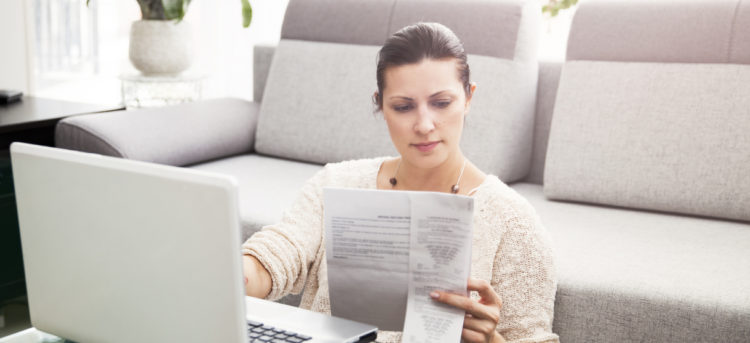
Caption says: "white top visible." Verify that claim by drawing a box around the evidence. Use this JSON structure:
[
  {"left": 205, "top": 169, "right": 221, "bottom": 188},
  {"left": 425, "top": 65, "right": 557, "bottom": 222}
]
[{"left": 243, "top": 157, "right": 559, "bottom": 343}]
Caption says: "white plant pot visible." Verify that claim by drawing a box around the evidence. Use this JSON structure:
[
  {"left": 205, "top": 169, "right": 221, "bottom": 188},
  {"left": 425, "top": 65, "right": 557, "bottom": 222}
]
[{"left": 129, "top": 20, "right": 193, "bottom": 76}]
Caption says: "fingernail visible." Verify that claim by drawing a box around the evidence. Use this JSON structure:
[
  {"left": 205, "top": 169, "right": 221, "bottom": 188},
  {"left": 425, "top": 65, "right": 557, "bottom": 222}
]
[{"left": 430, "top": 292, "right": 439, "bottom": 299}]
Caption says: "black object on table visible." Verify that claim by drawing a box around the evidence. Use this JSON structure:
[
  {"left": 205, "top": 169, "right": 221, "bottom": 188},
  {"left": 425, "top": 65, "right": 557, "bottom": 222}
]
[
  {"left": 0, "top": 90, "right": 23, "bottom": 105},
  {"left": 0, "top": 96, "right": 124, "bottom": 306}
]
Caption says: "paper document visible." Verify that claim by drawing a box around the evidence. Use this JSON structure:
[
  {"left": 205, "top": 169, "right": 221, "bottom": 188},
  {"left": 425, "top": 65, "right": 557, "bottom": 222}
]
[{"left": 324, "top": 188, "right": 473, "bottom": 342}]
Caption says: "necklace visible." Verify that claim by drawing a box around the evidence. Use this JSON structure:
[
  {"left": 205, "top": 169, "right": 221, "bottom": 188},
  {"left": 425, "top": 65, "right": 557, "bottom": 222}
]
[{"left": 389, "top": 158, "right": 468, "bottom": 194}]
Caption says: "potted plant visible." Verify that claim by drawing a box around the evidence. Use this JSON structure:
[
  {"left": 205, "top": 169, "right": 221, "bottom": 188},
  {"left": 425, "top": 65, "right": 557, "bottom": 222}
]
[
  {"left": 542, "top": 0, "right": 578, "bottom": 17},
  {"left": 88, "top": 0, "right": 253, "bottom": 75}
]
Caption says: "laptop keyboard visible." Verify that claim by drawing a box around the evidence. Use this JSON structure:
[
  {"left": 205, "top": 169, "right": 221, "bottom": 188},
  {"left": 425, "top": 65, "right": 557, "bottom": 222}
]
[{"left": 247, "top": 319, "right": 312, "bottom": 343}]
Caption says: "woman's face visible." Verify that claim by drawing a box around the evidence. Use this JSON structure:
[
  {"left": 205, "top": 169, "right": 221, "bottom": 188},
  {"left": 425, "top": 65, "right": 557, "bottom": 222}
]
[{"left": 381, "top": 58, "right": 473, "bottom": 170}]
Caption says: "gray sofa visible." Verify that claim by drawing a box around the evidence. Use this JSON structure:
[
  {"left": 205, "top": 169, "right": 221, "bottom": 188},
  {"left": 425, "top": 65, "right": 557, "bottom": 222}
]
[{"left": 54, "top": 0, "right": 750, "bottom": 342}]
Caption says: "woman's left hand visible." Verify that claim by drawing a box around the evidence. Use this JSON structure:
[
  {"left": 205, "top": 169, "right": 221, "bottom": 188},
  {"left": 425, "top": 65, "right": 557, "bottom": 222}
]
[{"left": 430, "top": 278, "right": 505, "bottom": 343}]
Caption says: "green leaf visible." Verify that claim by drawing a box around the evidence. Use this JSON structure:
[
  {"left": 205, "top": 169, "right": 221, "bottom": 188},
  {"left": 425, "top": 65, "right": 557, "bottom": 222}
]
[
  {"left": 541, "top": 0, "right": 581, "bottom": 17},
  {"left": 162, "top": 0, "right": 190, "bottom": 21},
  {"left": 241, "top": 0, "right": 253, "bottom": 28}
]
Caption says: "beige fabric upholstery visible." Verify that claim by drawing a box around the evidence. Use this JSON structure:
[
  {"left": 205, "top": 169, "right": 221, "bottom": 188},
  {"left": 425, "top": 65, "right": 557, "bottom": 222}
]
[
  {"left": 254, "top": 40, "right": 397, "bottom": 163},
  {"left": 512, "top": 183, "right": 750, "bottom": 343},
  {"left": 567, "top": 0, "right": 750, "bottom": 64},
  {"left": 525, "top": 62, "right": 562, "bottom": 184},
  {"left": 189, "top": 154, "right": 323, "bottom": 241},
  {"left": 388, "top": 0, "right": 526, "bottom": 59},
  {"left": 281, "top": 0, "right": 536, "bottom": 60},
  {"left": 732, "top": 0, "right": 750, "bottom": 62},
  {"left": 56, "top": 98, "right": 258, "bottom": 167},
  {"left": 544, "top": 61, "right": 750, "bottom": 222},
  {"left": 281, "top": 0, "right": 395, "bottom": 46},
  {"left": 461, "top": 55, "right": 537, "bottom": 180},
  {"left": 253, "top": 45, "right": 275, "bottom": 102}
]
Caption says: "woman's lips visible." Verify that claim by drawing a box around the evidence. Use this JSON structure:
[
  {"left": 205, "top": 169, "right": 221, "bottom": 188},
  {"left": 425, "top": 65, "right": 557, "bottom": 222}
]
[{"left": 412, "top": 141, "right": 440, "bottom": 152}]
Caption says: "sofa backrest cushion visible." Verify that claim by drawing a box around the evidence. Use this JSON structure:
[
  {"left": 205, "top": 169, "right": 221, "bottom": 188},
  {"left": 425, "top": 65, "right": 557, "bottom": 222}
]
[
  {"left": 525, "top": 62, "right": 562, "bottom": 184},
  {"left": 254, "top": 0, "right": 540, "bottom": 183},
  {"left": 253, "top": 45, "right": 275, "bottom": 102},
  {"left": 543, "top": 0, "right": 750, "bottom": 222},
  {"left": 256, "top": 40, "right": 395, "bottom": 161},
  {"left": 566, "top": 0, "right": 750, "bottom": 64}
]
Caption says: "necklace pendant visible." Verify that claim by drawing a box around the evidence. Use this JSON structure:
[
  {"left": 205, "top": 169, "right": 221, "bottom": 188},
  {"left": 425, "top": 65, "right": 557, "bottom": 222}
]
[{"left": 451, "top": 184, "right": 459, "bottom": 194}]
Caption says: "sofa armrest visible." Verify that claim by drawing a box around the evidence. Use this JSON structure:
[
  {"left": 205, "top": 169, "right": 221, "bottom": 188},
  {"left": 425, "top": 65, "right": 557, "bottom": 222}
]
[{"left": 55, "top": 98, "right": 259, "bottom": 166}]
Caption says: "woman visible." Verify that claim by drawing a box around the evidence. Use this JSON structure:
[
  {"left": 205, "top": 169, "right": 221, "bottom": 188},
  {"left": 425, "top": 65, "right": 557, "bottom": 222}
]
[{"left": 241, "top": 22, "right": 558, "bottom": 343}]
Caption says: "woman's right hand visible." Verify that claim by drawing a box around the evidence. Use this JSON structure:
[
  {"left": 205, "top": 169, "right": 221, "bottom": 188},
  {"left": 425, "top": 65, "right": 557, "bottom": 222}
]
[{"left": 242, "top": 255, "right": 273, "bottom": 298}]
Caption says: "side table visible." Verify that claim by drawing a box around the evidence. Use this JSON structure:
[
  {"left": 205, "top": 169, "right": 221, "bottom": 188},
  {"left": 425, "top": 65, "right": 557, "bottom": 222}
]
[
  {"left": 120, "top": 73, "right": 204, "bottom": 110},
  {"left": 0, "top": 97, "right": 124, "bottom": 149}
]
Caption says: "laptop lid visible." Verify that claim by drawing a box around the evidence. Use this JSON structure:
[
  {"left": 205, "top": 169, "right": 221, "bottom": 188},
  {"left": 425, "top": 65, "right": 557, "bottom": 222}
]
[{"left": 11, "top": 143, "right": 247, "bottom": 343}]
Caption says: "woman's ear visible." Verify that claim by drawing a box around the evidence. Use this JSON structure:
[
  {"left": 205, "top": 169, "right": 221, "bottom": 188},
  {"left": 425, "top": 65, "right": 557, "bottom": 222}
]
[
  {"left": 465, "top": 82, "right": 478, "bottom": 113},
  {"left": 373, "top": 91, "right": 380, "bottom": 106}
]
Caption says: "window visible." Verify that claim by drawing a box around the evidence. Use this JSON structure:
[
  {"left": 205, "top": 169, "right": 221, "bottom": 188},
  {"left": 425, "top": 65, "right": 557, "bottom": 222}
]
[{"left": 32, "top": 0, "right": 290, "bottom": 104}]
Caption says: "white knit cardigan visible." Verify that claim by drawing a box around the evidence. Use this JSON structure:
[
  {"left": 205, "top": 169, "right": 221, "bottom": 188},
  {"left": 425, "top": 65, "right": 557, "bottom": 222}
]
[{"left": 242, "top": 157, "right": 559, "bottom": 343}]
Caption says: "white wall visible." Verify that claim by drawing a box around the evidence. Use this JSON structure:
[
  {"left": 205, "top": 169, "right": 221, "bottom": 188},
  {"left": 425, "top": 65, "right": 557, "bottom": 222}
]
[
  {"left": 538, "top": 6, "right": 577, "bottom": 62},
  {"left": 187, "top": 0, "right": 290, "bottom": 100},
  {"left": 0, "top": 0, "right": 34, "bottom": 93}
]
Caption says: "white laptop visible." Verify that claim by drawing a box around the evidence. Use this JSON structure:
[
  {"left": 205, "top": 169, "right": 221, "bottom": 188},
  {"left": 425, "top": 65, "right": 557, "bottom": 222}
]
[{"left": 10, "top": 143, "right": 377, "bottom": 343}]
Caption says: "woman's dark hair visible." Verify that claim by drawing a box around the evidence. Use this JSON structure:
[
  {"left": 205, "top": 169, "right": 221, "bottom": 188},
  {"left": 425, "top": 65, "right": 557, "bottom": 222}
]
[{"left": 374, "top": 22, "right": 471, "bottom": 111}]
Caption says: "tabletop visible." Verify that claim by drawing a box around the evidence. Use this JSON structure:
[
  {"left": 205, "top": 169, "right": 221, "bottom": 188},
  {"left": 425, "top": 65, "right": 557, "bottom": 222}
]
[{"left": 0, "top": 97, "right": 123, "bottom": 134}]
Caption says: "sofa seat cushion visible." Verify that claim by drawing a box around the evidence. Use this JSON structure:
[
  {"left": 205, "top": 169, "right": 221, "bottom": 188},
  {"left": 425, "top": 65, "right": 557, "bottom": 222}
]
[
  {"left": 189, "top": 154, "right": 323, "bottom": 240},
  {"left": 511, "top": 183, "right": 750, "bottom": 343}
]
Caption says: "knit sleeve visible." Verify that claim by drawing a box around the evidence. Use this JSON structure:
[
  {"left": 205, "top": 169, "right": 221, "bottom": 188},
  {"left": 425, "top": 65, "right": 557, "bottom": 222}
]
[
  {"left": 491, "top": 199, "right": 559, "bottom": 343},
  {"left": 241, "top": 168, "right": 327, "bottom": 301}
]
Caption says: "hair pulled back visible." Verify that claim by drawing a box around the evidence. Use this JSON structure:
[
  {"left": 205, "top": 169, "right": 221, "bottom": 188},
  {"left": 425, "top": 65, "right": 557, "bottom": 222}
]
[{"left": 375, "top": 22, "right": 471, "bottom": 111}]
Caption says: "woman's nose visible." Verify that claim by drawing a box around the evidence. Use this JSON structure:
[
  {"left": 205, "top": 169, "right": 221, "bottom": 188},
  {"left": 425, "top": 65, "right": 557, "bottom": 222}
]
[{"left": 413, "top": 106, "right": 436, "bottom": 134}]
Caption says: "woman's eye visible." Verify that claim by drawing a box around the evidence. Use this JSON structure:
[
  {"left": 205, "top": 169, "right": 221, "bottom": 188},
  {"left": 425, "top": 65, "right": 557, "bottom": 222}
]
[
  {"left": 393, "top": 105, "right": 413, "bottom": 112},
  {"left": 433, "top": 100, "right": 451, "bottom": 108}
]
